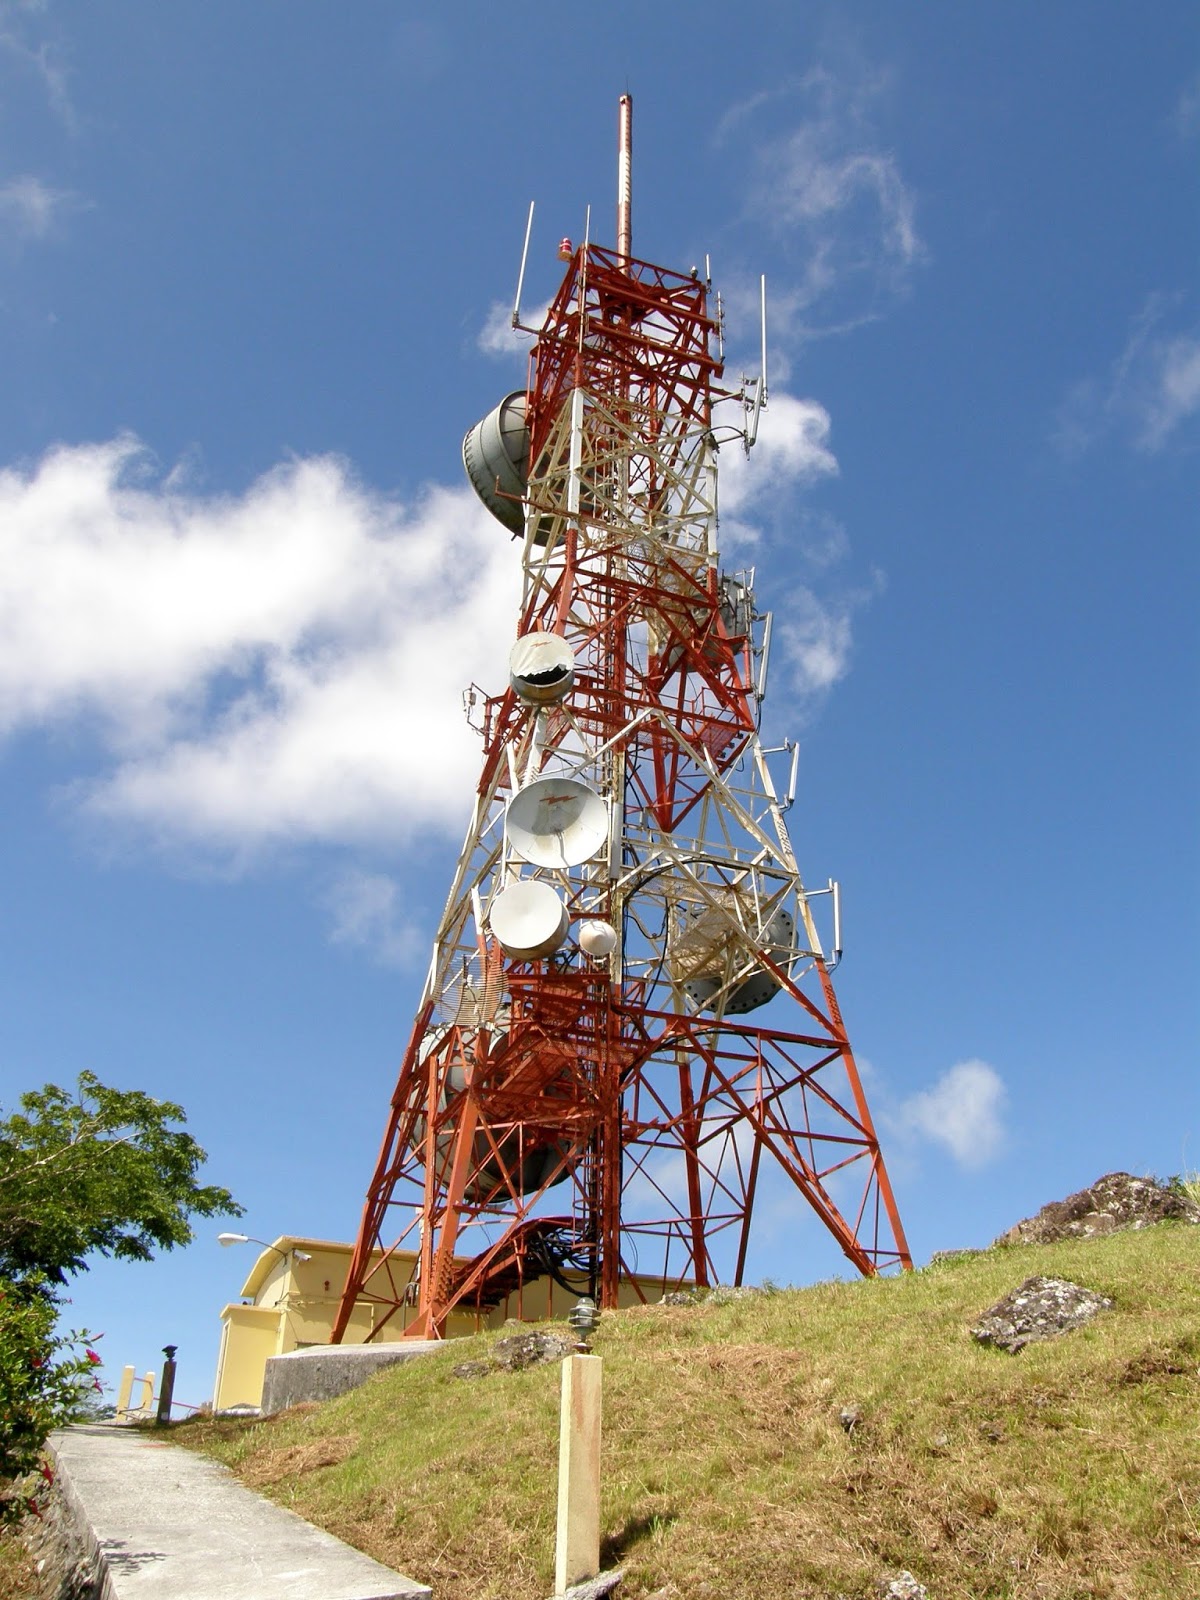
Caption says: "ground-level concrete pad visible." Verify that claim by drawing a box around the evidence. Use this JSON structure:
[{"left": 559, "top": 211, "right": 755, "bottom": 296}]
[
  {"left": 261, "top": 1341, "right": 442, "bottom": 1415},
  {"left": 51, "top": 1425, "right": 432, "bottom": 1599}
]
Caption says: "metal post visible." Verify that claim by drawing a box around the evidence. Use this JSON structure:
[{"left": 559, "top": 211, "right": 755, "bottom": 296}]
[
  {"left": 156, "top": 1346, "right": 177, "bottom": 1425},
  {"left": 617, "top": 94, "right": 632, "bottom": 265}
]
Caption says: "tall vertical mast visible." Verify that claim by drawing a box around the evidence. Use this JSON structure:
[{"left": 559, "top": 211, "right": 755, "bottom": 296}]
[{"left": 617, "top": 93, "right": 632, "bottom": 266}]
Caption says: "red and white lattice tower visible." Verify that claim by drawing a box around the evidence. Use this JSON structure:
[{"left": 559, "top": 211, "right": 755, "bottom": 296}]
[{"left": 333, "top": 98, "right": 910, "bottom": 1343}]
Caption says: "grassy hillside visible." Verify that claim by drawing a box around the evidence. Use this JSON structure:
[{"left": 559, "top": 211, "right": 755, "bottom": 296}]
[{"left": 179, "top": 1226, "right": 1199, "bottom": 1600}]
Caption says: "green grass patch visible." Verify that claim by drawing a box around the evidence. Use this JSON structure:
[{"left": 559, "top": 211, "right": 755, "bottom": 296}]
[{"left": 176, "top": 1226, "right": 1200, "bottom": 1599}]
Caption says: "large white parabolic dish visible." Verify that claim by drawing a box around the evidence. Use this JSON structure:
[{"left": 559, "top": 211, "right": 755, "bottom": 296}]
[
  {"left": 505, "top": 777, "right": 609, "bottom": 869},
  {"left": 489, "top": 880, "right": 570, "bottom": 959}
]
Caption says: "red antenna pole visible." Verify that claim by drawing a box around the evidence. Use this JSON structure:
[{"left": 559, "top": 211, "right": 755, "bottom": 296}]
[{"left": 617, "top": 94, "right": 632, "bottom": 265}]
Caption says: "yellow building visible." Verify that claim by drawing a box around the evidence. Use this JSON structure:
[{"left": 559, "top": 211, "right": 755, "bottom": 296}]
[{"left": 214, "top": 1236, "right": 667, "bottom": 1411}]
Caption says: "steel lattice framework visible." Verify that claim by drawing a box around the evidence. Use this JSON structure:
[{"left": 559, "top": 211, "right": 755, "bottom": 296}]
[{"left": 333, "top": 142, "right": 910, "bottom": 1344}]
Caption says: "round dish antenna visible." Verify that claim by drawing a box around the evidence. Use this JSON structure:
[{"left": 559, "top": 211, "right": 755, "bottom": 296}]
[
  {"left": 509, "top": 632, "right": 575, "bottom": 704},
  {"left": 462, "top": 391, "right": 529, "bottom": 535},
  {"left": 505, "top": 777, "right": 608, "bottom": 869},
  {"left": 488, "top": 880, "right": 569, "bottom": 959}
]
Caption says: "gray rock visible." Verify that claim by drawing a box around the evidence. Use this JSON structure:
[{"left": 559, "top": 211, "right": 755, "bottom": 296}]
[
  {"left": 658, "top": 1283, "right": 769, "bottom": 1308},
  {"left": 492, "top": 1329, "right": 573, "bottom": 1370},
  {"left": 454, "top": 1328, "right": 573, "bottom": 1379},
  {"left": 877, "top": 1574, "right": 928, "bottom": 1599},
  {"left": 972, "top": 1275, "right": 1113, "bottom": 1354},
  {"left": 705, "top": 1284, "right": 767, "bottom": 1306},
  {"left": 838, "top": 1404, "right": 864, "bottom": 1433},
  {"left": 994, "top": 1171, "right": 1200, "bottom": 1248},
  {"left": 451, "top": 1360, "right": 492, "bottom": 1380}
]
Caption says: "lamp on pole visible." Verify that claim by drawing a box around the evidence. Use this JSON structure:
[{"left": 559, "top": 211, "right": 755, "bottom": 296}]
[{"left": 217, "top": 1233, "right": 312, "bottom": 1263}]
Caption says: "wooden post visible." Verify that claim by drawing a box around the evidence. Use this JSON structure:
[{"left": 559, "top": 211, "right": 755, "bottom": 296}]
[
  {"left": 554, "top": 1352, "right": 602, "bottom": 1595},
  {"left": 115, "top": 1365, "right": 135, "bottom": 1420}
]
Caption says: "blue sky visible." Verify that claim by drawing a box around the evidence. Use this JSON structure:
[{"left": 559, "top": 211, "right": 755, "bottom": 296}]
[{"left": 1, "top": 2, "right": 1196, "bottom": 1411}]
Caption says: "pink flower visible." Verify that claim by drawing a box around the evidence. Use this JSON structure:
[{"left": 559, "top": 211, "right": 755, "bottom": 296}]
[{"left": 85, "top": 1349, "right": 101, "bottom": 1365}]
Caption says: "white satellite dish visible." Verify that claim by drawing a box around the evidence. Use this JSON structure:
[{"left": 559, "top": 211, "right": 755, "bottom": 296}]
[
  {"left": 489, "top": 880, "right": 569, "bottom": 959},
  {"left": 505, "top": 777, "right": 609, "bottom": 869},
  {"left": 578, "top": 919, "right": 618, "bottom": 958},
  {"left": 509, "top": 632, "right": 575, "bottom": 704}
]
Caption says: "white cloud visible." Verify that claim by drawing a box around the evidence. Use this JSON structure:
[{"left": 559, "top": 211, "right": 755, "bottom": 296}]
[
  {"left": 322, "top": 868, "right": 422, "bottom": 969},
  {"left": 0, "top": 174, "right": 71, "bottom": 239},
  {"left": 0, "top": 6, "right": 75, "bottom": 129},
  {"left": 477, "top": 298, "right": 548, "bottom": 360},
  {"left": 712, "top": 392, "right": 884, "bottom": 708},
  {"left": 770, "top": 134, "right": 919, "bottom": 265},
  {"left": 1138, "top": 333, "right": 1200, "bottom": 448},
  {"left": 723, "top": 67, "right": 924, "bottom": 334},
  {"left": 717, "top": 389, "right": 838, "bottom": 545},
  {"left": 0, "top": 381, "right": 856, "bottom": 865},
  {"left": 1054, "top": 295, "right": 1200, "bottom": 456},
  {"left": 895, "top": 1060, "right": 1008, "bottom": 1171},
  {"left": 1173, "top": 69, "right": 1200, "bottom": 140},
  {"left": 774, "top": 587, "right": 853, "bottom": 695},
  {"left": 0, "top": 436, "right": 520, "bottom": 853}
]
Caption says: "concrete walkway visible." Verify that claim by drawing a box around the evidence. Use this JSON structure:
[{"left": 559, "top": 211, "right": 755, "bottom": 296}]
[{"left": 51, "top": 1425, "right": 432, "bottom": 1599}]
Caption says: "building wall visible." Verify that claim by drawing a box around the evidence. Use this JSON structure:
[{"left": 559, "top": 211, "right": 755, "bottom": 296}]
[
  {"left": 214, "top": 1241, "right": 483, "bottom": 1410},
  {"left": 213, "top": 1305, "right": 283, "bottom": 1410},
  {"left": 214, "top": 1236, "right": 677, "bottom": 1411}
]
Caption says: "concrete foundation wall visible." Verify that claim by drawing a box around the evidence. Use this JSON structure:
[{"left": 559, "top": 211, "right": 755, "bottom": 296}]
[{"left": 260, "top": 1342, "right": 443, "bottom": 1415}]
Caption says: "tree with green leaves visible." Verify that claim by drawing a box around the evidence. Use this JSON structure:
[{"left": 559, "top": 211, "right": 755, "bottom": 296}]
[{"left": 0, "top": 1071, "right": 241, "bottom": 1521}]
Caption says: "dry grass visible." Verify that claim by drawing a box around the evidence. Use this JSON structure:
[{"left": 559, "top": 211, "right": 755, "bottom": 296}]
[
  {"left": 0, "top": 1531, "right": 42, "bottom": 1600},
  {"left": 176, "top": 1225, "right": 1200, "bottom": 1600}
]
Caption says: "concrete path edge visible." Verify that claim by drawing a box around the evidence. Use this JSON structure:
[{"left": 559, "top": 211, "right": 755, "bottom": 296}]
[{"left": 49, "top": 1425, "right": 432, "bottom": 1600}]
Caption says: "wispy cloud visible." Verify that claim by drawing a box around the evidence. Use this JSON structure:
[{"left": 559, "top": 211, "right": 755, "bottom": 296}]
[
  {"left": 0, "top": 2, "right": 75, "bottom": 128},
  {"left": 1054, "top": 294, "right": 1200, "bottom": 456},
  {"left": 718, "top": 66, "right": 924, "bottom": 341},
  {"left": 0, "top": 436, "right": 520, "bottom": 855},
  {"left": 893, "top": 1059, "right": 1008, "bottom": 1171},
  {"left": 322, "top": 868, "right": 423, "bottom": 968},
  {"left": 477, "top": 298, "right": 548, "bottom": 360},
  {"left": 0, "top": 174, "right": 72, "bottom": 239},
  {"left": 1172, "top": 68, "right": 1200, "bottom": 140},
  {"left": 774, "top": 586, "right": 854, "bottom": 696},
  {"left": 715, "top": 391, "right": 883, "bottom": 706}
]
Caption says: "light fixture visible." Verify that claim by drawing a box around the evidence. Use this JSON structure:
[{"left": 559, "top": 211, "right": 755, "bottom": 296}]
[
  {"left": 567, "top": 1295, "right": 599, "bottom": 1353},
  {"left": 217, "top": 1233, "right": 311, "bottom": 1263}
]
